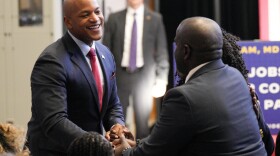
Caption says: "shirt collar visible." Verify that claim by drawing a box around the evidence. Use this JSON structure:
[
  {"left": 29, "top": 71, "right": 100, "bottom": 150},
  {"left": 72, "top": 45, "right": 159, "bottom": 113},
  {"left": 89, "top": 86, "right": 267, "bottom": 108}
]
[
  {"left": 185, "top": 61, "right": 211, "bottom": 83},
  {"left": 68, "top": 31, "right": 96, "bottom": 56}
]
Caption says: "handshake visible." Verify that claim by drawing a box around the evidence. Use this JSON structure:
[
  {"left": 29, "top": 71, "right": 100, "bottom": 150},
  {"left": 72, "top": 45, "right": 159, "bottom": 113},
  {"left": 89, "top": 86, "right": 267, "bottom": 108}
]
[{"left": 105, "top": 124, "right": 136, "bottom": 156}]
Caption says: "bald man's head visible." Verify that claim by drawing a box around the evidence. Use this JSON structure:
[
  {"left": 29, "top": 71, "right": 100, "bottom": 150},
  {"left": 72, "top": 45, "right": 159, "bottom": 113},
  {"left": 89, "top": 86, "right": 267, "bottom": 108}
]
[
  {"left": 174, "top": 17, "right": 223, "bottom": 80},
  {"left": 176, "top": 17, "right": 223, "bottom": 52}
]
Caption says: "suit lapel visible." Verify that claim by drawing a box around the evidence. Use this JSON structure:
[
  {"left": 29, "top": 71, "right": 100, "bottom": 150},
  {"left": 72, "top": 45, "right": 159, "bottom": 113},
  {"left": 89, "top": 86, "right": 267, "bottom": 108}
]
[
  {"left": 119, "top": 10, "right": 126, "bottom": 59},
  {"left": 143, "top": 8, "right": 152, "bottom": 62},
  {"left": 95, "top": 43, "right": 109, "bottom": 116},
  {"left": 62, "top": 33, "right": 101, "bottom": 114},
  {"left": 143, "top": 8, "right": 152, "bottom": 43}
]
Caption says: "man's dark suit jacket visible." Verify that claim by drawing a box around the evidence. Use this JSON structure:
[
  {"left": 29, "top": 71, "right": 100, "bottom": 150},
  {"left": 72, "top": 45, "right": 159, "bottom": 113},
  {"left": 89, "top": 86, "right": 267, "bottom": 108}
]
[
  {"left": 123, "top": 59, "right": 266, "bottom": 156},
  {"left": 27, "top": 32, "right": 125, "bottom": 156}
]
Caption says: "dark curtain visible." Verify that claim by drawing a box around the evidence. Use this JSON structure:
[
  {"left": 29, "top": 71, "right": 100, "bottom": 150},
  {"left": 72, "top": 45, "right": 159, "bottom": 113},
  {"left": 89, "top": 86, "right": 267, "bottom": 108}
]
[
  {"left": 160, "top": 0, "right": 259, "bottom": 88},
  {"left": 220, "top": 0, "right": 259, "bottom": 40}
]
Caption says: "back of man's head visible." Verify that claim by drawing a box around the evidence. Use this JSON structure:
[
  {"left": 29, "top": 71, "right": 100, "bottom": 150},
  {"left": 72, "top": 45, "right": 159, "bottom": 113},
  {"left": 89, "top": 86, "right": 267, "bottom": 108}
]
[{"left": 177, "top": 16, "right": 223, "bottom": 63}]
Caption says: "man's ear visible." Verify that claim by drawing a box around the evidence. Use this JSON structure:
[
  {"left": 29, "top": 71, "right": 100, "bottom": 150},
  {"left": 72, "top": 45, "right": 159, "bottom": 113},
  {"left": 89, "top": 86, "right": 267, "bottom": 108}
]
[
  {"left": 64, "top": 16, "right": 72, "bottom": 29},
  {"left": 183, "top": 44, "right": 191, "bottom": 61}
]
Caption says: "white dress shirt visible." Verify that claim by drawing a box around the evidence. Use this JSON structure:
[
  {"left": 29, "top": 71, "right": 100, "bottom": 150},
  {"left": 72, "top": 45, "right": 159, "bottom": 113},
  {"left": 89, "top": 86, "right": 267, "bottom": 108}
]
[{"left": 121, "top": 4, "right": 144, "bottom": 68}]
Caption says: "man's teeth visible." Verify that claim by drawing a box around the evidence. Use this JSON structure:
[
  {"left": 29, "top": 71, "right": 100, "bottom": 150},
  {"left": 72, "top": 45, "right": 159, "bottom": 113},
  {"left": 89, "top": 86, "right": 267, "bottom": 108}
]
[{"left": 89, "top": 25, "right": 100, "bottom": 29}]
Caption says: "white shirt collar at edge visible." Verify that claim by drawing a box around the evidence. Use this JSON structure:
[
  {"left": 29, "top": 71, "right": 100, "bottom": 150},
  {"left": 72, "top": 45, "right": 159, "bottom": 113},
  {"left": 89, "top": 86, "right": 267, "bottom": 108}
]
[{"left": 185, "top": 61, "right": 212, "bottom": 83}]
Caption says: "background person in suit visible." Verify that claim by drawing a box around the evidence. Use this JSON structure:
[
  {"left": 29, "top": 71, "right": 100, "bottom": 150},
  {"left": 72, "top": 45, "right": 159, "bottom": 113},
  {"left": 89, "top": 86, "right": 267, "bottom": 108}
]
[
  {"left": 102, "top": 0, "right": 169, "bottom": 139},
  {"left": 114, "top": 17, "right": 266, "bottom": 156},
  {"left": 27, "top": 0, "right": 130, "bottom": 155}
]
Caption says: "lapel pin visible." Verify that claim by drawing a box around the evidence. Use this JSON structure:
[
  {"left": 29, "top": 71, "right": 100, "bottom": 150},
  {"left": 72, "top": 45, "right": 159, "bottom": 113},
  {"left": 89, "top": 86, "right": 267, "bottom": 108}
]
[
  {"left": 146, "top": 15, "right": 151, "bottom": 20},
  {"left": 102, "top": 55, "right": 105, "bottom": 59}
]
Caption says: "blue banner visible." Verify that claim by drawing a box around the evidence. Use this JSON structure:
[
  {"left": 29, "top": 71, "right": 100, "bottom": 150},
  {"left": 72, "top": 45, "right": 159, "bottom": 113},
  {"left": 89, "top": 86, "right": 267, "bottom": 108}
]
[{"left": 238, "top": 41, "right": 280, "bottom": 135}]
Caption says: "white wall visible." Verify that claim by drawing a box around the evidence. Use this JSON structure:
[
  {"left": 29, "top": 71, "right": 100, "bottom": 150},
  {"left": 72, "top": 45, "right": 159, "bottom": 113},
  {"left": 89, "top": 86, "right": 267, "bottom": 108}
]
[{"left": 0, "top": 0, "right": 63, "bottom": 128}]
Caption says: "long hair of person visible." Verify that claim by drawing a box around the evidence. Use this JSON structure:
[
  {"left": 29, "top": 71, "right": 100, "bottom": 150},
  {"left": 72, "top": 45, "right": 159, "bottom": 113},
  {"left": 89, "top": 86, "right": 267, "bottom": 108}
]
[{"left": 221, "top": 28, "right": 249, "bottom": 81}]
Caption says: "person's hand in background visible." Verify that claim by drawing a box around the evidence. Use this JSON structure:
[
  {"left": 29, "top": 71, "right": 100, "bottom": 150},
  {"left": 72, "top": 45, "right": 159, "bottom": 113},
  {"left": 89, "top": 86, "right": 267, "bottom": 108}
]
[{"left": 152, "top": 79, "right": 167, "bottom": 98}]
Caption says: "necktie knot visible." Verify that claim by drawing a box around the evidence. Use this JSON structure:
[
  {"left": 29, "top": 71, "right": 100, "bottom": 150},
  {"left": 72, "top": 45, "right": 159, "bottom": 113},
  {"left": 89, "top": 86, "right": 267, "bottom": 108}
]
[{"left": 88, "top": 48, "right": 96, "bottom": 58}]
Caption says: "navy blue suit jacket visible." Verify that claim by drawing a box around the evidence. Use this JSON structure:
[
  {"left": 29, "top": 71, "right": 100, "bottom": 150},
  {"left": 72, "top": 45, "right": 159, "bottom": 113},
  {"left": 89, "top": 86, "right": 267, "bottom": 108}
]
[
  {"left": 124, "top": 59, "right": 266, "bottom": 156},
  {"left": 27, "top": 32, "right": 124, "bottom": 156}
]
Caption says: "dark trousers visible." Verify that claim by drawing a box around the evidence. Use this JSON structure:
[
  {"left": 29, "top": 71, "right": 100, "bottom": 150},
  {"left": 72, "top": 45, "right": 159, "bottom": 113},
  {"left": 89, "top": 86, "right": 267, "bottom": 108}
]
[{"left": 117, "top": 68, "right": 153, "bottom": 139}]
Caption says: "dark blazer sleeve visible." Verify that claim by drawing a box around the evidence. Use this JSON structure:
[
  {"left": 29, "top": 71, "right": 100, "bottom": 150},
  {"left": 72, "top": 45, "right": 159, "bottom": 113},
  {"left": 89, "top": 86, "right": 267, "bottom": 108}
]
[
  {"left": 98, "top": 44, "right": 125, "bottom": 130},
  {"left": 123, "top": 88, "right": 194, "bottom": 156},
  {"left": 31, "top": 51, "right": 86, "bottom": 150}
]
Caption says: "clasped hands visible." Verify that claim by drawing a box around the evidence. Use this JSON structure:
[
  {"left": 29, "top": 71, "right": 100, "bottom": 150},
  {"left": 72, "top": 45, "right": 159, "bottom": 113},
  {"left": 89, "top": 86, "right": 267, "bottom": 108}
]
[{"left": 105, "top": 124, "right": 135, "bottom": 156}]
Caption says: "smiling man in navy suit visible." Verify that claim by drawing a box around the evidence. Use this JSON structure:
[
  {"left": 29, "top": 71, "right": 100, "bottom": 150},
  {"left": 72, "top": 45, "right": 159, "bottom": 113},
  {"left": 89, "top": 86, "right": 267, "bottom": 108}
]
[{"left": 27, "top": 0, "right": 129, "bottom": 155}]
